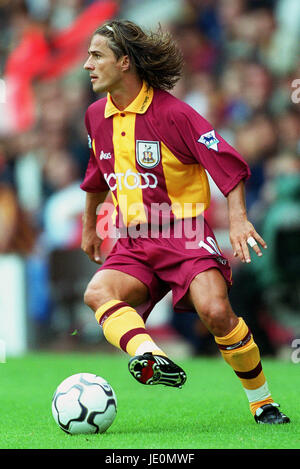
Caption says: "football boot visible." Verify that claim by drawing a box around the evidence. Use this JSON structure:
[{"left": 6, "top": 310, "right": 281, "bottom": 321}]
[
  {"left": 128, "top": 352, "right": 187, "bottom": 388},
  {"left": 254, "top": 403, "right": 290, "bottom": 424}
]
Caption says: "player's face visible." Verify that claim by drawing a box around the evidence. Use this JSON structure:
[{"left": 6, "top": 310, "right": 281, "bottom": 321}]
[{"left": 84, "top": 34, "right": 126, "bottom": 94}]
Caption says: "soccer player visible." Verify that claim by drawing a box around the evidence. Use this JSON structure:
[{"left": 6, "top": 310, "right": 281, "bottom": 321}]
[{"left": 81, "top": 20, "right": 290, "bottom": 424}]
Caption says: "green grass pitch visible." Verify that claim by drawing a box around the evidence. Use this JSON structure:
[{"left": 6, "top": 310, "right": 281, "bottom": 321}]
[{"left": 0, "top": 352, "right": 299, "bottom": 449}]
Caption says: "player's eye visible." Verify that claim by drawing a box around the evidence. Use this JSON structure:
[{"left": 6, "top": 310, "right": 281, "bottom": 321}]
[{"left": 88, "top": 52, "right": 102, "bottom": 59}]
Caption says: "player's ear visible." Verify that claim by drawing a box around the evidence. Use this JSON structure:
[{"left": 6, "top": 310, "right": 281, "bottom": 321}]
[{"left": 120, "top": 55, "right": 130, "bottom": 72}]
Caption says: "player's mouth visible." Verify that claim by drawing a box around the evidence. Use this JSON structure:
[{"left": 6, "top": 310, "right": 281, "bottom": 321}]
[{"left": 90, "top": 75, "right": 98, "bottom": 82}]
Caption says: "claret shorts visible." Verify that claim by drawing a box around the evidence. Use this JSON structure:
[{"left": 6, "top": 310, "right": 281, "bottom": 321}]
[{"left": 98, "top": 216, "right": 232, "bottom": 321}]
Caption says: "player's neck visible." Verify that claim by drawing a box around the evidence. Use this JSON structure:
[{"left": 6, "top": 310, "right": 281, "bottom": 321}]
[{"left": 109, "top": 76, "right": 143, "bottom": 111}]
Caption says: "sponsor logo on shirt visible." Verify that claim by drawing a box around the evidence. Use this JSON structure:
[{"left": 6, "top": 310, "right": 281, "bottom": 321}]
[
  {"left": 198, "top": 130, "right": 219, "bottom": 151},
  {"left": 104, "top": 169, "right": 158, "bottom": 190},
  {"left": 136, "top": 140, "right": 160, "bottom": 169},
  {"left": 99, "top": 150, "right": 112, "bottom": 160}
]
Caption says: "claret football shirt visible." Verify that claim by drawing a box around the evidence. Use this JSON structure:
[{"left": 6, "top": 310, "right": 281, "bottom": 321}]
[{"left": 80, "top": 81, "right": 250, "bottom": 227}]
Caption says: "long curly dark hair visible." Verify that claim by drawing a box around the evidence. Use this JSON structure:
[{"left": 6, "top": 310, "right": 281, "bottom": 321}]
[{"left": 93, "top": 20, "right": 183, "bottom": 90}]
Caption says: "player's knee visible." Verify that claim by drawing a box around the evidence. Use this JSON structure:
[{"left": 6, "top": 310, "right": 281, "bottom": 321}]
[
  {"left": 197, "top": 298, "right": 235, "bottom": 336},
  {"left": 84, "top": 280, "right": 111, "bottom": 312}
]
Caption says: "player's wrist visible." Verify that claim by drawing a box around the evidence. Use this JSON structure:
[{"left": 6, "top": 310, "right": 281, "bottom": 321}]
[
  {"left": 82, "top": 212, "right": 97, "bottom": 228},
  {"left": 228, "top": 211, "right": 248, "bottom": 224}
]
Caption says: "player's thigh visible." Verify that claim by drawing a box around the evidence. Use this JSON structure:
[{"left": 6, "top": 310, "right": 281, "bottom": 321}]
[
  {"left": 187, "top": 268, "right": 238, "bottom": 336},
  {"left": 84, "top": 268, "right": 149, "bottom": 310}
]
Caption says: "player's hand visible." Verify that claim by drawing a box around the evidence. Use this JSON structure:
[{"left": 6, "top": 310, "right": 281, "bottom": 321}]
[
  {"left": 229, "top": 219, "right": 267, "bottom": 263},
  {"left": 81, "top": 227, "right": 103, "bottom": 264}
]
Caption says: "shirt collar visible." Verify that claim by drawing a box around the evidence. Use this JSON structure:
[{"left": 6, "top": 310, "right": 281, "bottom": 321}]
[{"left": 104, "top": 81, "right": 153, "bottom": 118}]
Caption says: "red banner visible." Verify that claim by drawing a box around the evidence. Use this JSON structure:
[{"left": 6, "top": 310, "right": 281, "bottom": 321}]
[{"left": 4, "top": 1, "right": 118, "bottom": 133}]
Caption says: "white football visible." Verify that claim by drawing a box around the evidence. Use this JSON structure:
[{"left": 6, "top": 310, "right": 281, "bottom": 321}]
[{"left": 52, "top": 373, "right": 117, "bottom": 434}]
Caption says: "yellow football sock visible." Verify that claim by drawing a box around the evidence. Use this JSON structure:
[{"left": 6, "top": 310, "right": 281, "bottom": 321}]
[
  {"left": 95, "top": 300, "right": 167, "bottom": 357},
  {"left": 215, "top": 317, "right": 274, "bottom": 415}
]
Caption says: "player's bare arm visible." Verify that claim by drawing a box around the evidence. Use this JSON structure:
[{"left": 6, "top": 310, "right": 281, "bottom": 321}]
[
  {"left": 227, "top": 180, "right": 267, "bottom": 263},
  {"left": 81, "top": 190, "right": 108, "bottom": 264}
]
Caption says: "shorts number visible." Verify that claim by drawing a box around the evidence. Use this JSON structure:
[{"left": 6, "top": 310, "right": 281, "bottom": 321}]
[{"left": 198, "top": 236, "right": 222, "bottom": 256}]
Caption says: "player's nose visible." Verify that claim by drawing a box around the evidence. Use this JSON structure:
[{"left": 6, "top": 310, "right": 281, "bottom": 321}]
[{"left": 83, "top": 57, "right": 94, "bottom": 70}]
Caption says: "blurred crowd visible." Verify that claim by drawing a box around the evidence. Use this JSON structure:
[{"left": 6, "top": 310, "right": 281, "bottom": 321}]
[{"left": 0, "top": 0, "right": 299, "bottom": 355}]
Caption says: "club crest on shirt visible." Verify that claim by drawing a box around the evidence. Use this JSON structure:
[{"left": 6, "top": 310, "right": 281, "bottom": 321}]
[
  {"left": 198, "top": 130, "right": 219, "bottom": 151},
  {"left": 136, "top": 140, "right": 160, "bottom": 169}
]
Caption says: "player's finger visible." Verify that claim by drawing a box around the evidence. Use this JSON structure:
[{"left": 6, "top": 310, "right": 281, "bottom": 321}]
[
  {"left": 246, "top": 234, "right": 265, "bottom": 258},
  {"left": 93, "top": 242, "right": 103, "bottom": 264},
  {"left": 253, "top": 232, "right": 267, "bottom": 250},
  {"left": 82, "top": 244, "right": 93, "bottom": 260},
  {"left": 241, "top": 238, "right": 251, "bottom": 263},
  {"left": 233, "top": 241, "right": 246, "bottom": 263},
  {"left": 252, "top": 244, "right": 262, "bottom": 257}
]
